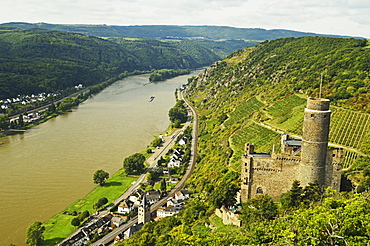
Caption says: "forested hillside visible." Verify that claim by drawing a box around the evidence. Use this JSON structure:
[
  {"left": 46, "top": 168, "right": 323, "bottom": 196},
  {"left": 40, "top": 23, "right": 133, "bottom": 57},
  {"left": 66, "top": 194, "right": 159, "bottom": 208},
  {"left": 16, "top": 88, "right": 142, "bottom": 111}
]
[
  {"left": 1, "top": 22, "right": 359, "bottom": 40},
  {"left": 2, "top": 22, "right": 363, "bottom": 58},
  {"left": 118, "top": 36, "right": 370, "bottom": 245},
  {"left": 0, "top": 28, "right": 220, "bottom": 98}
]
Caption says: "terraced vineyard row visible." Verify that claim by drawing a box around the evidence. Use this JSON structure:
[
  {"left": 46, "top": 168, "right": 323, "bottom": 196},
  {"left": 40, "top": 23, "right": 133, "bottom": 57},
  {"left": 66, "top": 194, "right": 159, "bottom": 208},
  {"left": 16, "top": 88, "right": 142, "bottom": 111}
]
[
  {"left": 265, "top": 94, "right": 306, "bottom": 117},
  {"left": 329, "top": 107, "right": 370, "bottom": 151},
  {"left": 264, "top": 94, "right": 306, "bottom": 136},
  {"left": 343, "top": 150, "right": 360, "bottom": 169},
  {"left": 229, "top": 122, "right": 280, "bottom": 169},
  {"left": 224, "top": 96, "right": 264, "bottom": 127}
]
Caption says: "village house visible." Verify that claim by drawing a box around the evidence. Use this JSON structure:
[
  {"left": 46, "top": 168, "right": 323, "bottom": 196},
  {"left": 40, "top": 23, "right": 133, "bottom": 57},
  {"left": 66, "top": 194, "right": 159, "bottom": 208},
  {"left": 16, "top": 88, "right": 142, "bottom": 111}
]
[
  {"left": 156, "top": 206, "right": 179, "bottom": 218},
  {"left": 58, "top": 214, "right": 113, "bottom": 246},
  {"left": 145, "top": 190, "right": 161, "bottom": 204},
  {"left": 111, "top": 216, "right": 125, "bottom": 227},
  {"left": 117, "top": 200, "right": 134, "bottom": 214},
  {"left": 179, "top": 136, "right": 188, "bottom": 146},
  {"left": 167, "top": 197, "right": 183, "bottom": 207},
  {"left": 174, "top": 190, "right": 190, "bottom": 200},
  {"left": 128, "top": 189, "right": 145, "bottom": 205}
]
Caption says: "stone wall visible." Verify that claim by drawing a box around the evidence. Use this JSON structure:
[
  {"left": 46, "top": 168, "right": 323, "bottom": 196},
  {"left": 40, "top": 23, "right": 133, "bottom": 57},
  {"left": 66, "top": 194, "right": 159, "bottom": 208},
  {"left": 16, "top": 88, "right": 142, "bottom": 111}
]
[
  {"left": 215, "top": 206, "right": 242, "bottom": 227},
  {"left": 241, "top": 153, "right": 300, "bottom": 202}
]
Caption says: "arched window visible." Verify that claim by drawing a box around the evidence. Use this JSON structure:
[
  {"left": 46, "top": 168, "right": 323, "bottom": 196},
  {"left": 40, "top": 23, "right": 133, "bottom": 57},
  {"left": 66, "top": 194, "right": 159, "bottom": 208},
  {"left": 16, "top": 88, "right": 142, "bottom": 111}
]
[
  {"left": 257, "top": 162, "right": 261, "bottom": 166},
  {"left": 256, "top": 187, "right": 263, "bottom": 194}
]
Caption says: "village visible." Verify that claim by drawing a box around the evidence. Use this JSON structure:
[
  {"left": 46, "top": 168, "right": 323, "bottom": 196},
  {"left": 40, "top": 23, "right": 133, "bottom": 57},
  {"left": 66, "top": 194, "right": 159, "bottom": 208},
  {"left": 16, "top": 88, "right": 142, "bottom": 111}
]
[
  {"left": 59, "top": 130, "right": 193, "bottom": 246},
  {"left": 0, "top": 84, "right": 83, "bottom": 116}
]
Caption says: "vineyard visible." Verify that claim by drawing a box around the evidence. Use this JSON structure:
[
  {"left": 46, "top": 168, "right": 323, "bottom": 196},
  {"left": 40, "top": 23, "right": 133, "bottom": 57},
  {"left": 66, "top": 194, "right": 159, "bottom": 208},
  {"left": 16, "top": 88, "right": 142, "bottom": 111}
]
[
  {"left": 342, "top": 151, "right": 360, "bottom": 169},
  {"left": 265, "top": 94, "right": 306, "bottom": 117},
  {"left": 229, "top": 122, "right": 280, "bottom": 170},
  {"left": 329, "top": 107, "right": 370, "bottom": 152},
  {"left": 223, "top": 93, "right": 370, "bottom": 171},
  {"left": 264, "top": 94, "right": 306, "bottom": 135},
  {"left": 224, "top": 96, "right": 264, "bottom": 128}
]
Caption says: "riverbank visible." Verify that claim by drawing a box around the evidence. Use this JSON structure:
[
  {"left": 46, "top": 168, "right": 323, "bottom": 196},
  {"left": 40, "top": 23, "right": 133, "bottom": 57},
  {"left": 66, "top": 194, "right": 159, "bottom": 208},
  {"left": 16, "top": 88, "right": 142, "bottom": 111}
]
[
  {"left": 41, "top": 87, "right": 191, "bottom": 244},
  {"left": 42, "top": 120, "right": 187, "bottom": 245},
  {"left": 1, "top": 71, "right": 201, "bottom": 246},
  {"left": 0, "top": 70, "right": 154, "bottom": 137},
  {"left": 42, "top": 169, "right": 137, "bottom": 245}
]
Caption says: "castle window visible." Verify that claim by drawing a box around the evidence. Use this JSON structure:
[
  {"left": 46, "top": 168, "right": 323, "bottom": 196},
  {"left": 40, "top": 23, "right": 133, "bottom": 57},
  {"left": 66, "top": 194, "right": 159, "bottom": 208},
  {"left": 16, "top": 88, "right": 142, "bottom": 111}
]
[
  {"left": 332, "top": 154, "right": 336, "bottom": 157},
  {"left": 311, "top": 114, "right": 314, "bottom": 117},
  {"left": 257, "top": 162, "right": 261, "bottom": 166},
  {"left": 256, "top": 187, "right": 263, "bottom": 194},
  {"left": 245, "top": 169, "right": 248, "bottom": 172},
  {"left": 324, "top": 115, "right": 327, "bottom": 118},
  {"left": 266, "top": 163, "right": 270, "bottom": 167}
]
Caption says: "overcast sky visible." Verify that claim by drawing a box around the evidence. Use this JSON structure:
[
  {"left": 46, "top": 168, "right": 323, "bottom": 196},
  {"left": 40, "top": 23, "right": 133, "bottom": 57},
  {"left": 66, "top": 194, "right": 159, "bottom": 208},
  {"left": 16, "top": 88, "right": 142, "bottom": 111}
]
[{"left": 2, "top": 0, "right": 370, "bottom": 38}]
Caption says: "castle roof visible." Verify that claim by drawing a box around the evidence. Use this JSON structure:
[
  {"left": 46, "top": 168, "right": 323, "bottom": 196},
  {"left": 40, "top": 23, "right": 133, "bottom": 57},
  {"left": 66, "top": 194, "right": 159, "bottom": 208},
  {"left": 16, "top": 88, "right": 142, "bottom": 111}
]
[
  {"left": 244, "top": 153, "right": 271, "bottom": 158},
  {"left": 284, "top": 139, "right": 302, "bottom": 146}
]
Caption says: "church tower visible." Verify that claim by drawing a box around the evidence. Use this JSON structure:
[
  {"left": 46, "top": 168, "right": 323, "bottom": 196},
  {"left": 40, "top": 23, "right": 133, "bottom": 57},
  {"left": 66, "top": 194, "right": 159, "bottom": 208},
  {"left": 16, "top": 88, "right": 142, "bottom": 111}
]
[
  {"left": 138, "top": 194, "right": 151, "bottom": 224},
  {"left": 299, "top": 98, "right": 331, "bottom": 187}
]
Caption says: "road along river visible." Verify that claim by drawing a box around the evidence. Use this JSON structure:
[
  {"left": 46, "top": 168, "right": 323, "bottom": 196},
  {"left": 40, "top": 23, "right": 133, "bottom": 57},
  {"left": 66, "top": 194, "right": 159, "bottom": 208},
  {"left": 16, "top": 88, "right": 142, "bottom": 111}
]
[{"left": 0, "top": 71, "right": 200, "bottom": 246}]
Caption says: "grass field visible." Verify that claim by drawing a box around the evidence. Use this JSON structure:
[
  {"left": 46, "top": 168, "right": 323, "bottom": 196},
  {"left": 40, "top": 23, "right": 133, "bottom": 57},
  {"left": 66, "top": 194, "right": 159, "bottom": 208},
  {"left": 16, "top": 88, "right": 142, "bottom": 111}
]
[{"left": 43, "top": 169, "right": 136, "bottom": 245}]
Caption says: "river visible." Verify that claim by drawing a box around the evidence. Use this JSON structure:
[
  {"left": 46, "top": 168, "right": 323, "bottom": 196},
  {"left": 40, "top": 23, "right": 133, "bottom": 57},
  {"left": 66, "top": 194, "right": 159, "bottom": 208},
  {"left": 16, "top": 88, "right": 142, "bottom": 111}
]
[{"left": 0, "top": 71, "right": 199, "bottom": 246}]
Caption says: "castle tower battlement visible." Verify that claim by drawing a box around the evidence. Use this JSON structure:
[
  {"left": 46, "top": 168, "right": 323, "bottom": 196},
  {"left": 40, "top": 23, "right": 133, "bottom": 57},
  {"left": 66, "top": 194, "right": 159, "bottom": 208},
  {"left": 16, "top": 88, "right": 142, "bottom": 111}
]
[{"left": 300, "top": 98, "right": 331, "bottom": 186}]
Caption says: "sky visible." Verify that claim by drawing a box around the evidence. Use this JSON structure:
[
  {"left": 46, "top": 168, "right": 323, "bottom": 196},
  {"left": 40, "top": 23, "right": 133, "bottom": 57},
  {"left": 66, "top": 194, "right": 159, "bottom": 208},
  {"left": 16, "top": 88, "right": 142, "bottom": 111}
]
[{"left": 2, "top": 0, "right": 370, "bottom": 38}]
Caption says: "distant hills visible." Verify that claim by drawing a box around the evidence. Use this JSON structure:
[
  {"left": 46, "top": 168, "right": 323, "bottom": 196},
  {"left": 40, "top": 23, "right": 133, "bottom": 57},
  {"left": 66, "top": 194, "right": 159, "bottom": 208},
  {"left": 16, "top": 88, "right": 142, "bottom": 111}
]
[
  {"left": 0, "top": 28, "right": 219, "bottom": 98},
  {"left": 0, "top": 22, "right": 364, "bottom": 57},
  {"left": 0, "top": 22, "right": 362, "bottom": 40},
  {"left": 0, "top": 22, "right": 366, "bottom": 99}
]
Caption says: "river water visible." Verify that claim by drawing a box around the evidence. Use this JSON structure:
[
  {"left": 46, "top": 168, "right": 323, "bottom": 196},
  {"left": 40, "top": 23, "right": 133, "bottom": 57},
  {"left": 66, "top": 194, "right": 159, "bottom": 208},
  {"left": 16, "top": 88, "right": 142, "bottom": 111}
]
[{"left": 0, "top": 71, "right": 199, "bottom": 246}]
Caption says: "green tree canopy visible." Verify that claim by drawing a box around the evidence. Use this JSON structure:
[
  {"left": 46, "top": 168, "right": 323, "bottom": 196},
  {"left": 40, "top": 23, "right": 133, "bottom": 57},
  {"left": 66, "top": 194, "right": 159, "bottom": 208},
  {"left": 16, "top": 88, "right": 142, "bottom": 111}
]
[
  {"left": 240, "top": 194, "right": 277, "bottom": 224},
  {"left": 168, "top": 100, "right": 188, "bottom": 123},
  {"left": 93, "top": 169, "right": 109, "bottom": 185},
  {"left": 26, "top": 221, "right": 45, "bottom": 246},
  {"left": 280, "top": 180, "right": 304, "bottom": 209},
  {"left": 71, "top": 217, "right": 80, "bottom": 228},
  {"left": 123, "top": 153, "right": 146, "bottom": 175},
  {"left": 94, "top": 197, "right": 109, "bottom": 210}
]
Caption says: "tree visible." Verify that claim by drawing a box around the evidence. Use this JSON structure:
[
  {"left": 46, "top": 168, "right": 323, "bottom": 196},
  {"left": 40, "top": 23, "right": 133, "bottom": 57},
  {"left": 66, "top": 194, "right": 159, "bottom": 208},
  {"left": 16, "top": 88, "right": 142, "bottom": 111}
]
[
  {"left": 280, "top": 180, "right": 303, "bottom": 209},
  {"left": 123, "top": 153, "right": 146, "bottom": 175},
  {"left": 0, "top": 115, "right": 9, "bottom": 130},
  {"left": 209, "top": 181, "right": 239, "bottom": 208},
  {"left": 240, "top": 194, "right": 277, "bottom": 224},
  {"left": 168, "top": 100, "right": 188, "bottom": 123},
  {"left": 302, "top": 181, "right": 324, "bottom": 204},
  {"left": 94, "top": 197, "right": 108, "bottom": 209},
  {"left": 160, "top": 178, "right": 167, "bottom": 193},
  {"left": 26, "top": 221, "right": 45, "bottom": 246},
  {"left": 93, "top": 169, "right": 109, "bottom": 185},
  {"left": 18, "top": 114, "right": 24, "bottom": 128},
  {"left": 151, "top": 137, "right": 162, "bottom": 147},
  {"left": 48, "top": 103, "right": 56, "bottom": 113},
  {"left": 81, "top": 210, "right": 90, "bottom": 219},
  {"left": 145, "top": 172, "right": 153, "bottom": 181},
  {"left": 71, "top": 217, "right": 80, "bottom": 228}
]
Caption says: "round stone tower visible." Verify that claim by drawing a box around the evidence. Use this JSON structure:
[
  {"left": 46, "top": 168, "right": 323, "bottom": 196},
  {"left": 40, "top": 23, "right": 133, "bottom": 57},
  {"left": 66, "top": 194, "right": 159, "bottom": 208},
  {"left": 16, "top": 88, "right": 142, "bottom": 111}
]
[{"left": 299, "top": 98, "right": 331, "bottom": 186}]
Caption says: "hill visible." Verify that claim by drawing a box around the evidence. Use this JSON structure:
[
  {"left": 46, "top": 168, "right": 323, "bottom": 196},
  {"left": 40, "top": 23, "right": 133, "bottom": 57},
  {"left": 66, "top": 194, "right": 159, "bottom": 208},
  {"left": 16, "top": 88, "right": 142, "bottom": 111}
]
[
  {"left": 0, "top": 22, "right": 361, "bottom": 40},
  {"left": 1, "top": 22, "right": 364, "bottom": 57},
  {"left": 117, "top": 36, "right": 370, "bottom": 245},
  {"left": 0, "top": 28, "right": 220, "bottom": 98}
]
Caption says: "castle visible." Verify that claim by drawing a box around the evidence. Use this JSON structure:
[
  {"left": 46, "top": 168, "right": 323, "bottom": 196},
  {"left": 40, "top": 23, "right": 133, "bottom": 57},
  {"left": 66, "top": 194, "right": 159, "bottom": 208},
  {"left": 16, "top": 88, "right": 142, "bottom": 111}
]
[{"left": 240, "top": 98, "right": 344, "bottom": 202}]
